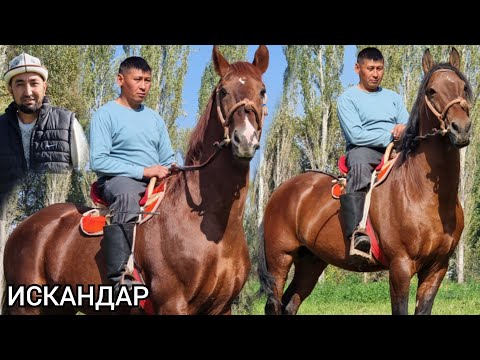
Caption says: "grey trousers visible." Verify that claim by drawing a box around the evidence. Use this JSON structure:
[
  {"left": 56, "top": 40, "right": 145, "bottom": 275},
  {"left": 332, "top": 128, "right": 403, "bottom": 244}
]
[
  {"left": 97, "top": 176, "right": 148, "bottom": 224},
  {"left": 345, "top": 146, "right": 384, "bottom": 193}
]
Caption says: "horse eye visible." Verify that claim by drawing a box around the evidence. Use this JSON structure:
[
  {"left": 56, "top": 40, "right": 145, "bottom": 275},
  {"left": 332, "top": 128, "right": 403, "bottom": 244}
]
[
  {"left": 220, "top": 87, "right": 228, "bottom": 96},
  {"left": 427, "top": 88, "right": 436, "bottom": 97},
  {"left": 260, "top": 89, "right": 266, "bottom": 97},
  {"left": 464, "top": 86, "right": 468, "bottom": 94}
]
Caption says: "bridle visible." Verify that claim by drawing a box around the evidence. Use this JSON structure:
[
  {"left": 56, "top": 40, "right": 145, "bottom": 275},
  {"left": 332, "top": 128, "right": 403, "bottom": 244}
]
[
  {"left": 415, "top": 69, "right": 471, "bottom": 141},
  {"left": 169, "top": 76, "right": 268, "bottom": 173},
  {"left": 215, "top": 81, "right": 268, "bottom": 146}
]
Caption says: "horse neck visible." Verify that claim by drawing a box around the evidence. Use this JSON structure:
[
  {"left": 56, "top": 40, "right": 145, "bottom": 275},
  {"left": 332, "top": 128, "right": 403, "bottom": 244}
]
[
  {"left": 188, "top": 107, "right": 251, "bottom": 223},
  {"left": 404, "top": 109, "right": 460, "bottom": 201}
]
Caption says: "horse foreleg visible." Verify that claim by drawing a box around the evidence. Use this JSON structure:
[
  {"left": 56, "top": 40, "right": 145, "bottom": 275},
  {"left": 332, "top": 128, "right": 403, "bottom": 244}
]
[
  {"left": 388, "top": 258, "right": 415, "bottom": 315},
  {"left": 282, "top": 249, "right": 327, "bottom": 315},
  {"left": 414, "top": 263, "right": 448, "bottom": 315}
]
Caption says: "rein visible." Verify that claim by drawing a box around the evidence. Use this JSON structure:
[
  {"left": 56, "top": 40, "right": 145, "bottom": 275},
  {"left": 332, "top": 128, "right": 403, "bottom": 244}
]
[{"left": 168, "top": 140, "right": 229, "bottom": 173}]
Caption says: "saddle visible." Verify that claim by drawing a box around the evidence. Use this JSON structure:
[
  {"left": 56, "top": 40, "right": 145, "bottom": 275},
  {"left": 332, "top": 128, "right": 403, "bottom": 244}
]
[
  {"left": 331, "top": 143, "right": 398, "bottom": 199},
  {"left": 80, "top": 177, "right": 167, "bottom": 236}
]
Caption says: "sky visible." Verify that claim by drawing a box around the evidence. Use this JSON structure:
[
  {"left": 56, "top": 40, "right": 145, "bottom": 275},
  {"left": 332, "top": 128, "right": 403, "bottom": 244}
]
[{"left": 175, "top": 45, "right": 359, "bottom": 175}]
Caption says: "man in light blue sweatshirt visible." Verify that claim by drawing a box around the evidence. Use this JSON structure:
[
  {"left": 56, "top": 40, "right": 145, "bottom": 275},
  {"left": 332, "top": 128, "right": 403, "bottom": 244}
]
[
  {"left": 90, "top": 56, "right": 175, "bottom": 290},
  {"left": 337, "top": 47, "right": 409, "bottom": 259}
]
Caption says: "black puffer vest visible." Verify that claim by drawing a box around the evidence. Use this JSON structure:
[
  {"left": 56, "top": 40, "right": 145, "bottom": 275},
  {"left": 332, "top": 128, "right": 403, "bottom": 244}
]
[
  {"left": 30, "top": 102, "right": 74, "bottom": 173},
  {"left": 0, "top": 97, "right": 74, "bottom": 198}
]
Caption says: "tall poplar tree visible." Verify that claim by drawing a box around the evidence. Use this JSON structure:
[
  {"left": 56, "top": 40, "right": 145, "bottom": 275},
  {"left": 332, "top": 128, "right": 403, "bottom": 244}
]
[{"left": 141, "top": 45, "right": 190, "bottom": 152}]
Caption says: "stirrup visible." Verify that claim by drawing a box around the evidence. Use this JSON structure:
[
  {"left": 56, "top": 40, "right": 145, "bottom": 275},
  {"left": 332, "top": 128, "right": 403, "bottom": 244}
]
[
  {"left": 119, "top": 272, "right": 143, "bottom": 288},
  {"left": 349, "top": 229, "right": 373, "bottom": 263},
  {"left": 354, "top": 234, "right": 371, "bottom": 253},
  {"left": 113, "top": 274, "right": 143, "bottom": 299}
]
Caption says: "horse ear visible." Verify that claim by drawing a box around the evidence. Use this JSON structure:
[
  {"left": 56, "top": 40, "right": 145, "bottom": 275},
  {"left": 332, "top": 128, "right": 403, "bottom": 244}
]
[
  {"left": 422, "top": 48, "right": 435, "bottom": 74},
  {"left": 253, "top": 45, "right": 269, "bottom": 74},
  {"left": 449, "top": 47, "right": 461, "bottom": 69},
  {"left": 213, "top": 46, "right": 230, "bottom": 78}
]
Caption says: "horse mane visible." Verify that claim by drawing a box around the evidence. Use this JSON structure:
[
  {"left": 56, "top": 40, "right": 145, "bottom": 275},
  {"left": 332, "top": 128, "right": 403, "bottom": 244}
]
[
  {"left": 184, "top": 88, "right": 216, "bottom": 166},
  {"left": 398, "top": 63, "right": 473, "bottom": 165},
  {"left": 184, "top": 62, "right": 263, "bottom": 165}
]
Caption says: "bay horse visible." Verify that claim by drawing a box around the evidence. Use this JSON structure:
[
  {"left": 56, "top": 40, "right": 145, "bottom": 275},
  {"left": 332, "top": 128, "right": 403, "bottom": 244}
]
[
  {"left": 258, "top": 48, "right": 472, "bottom": 315},
  {"left": 2, "top": 45, "right": 269, "bottom": 315}
]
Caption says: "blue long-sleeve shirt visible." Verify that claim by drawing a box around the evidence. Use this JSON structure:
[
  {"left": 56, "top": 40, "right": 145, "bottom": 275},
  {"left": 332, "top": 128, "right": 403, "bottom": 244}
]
[
  {"left": 337, "top": 86, "right": 409, "bottom": 149},
  {"left": 89, "top": 101, "right": 175, "bottom": 180}
]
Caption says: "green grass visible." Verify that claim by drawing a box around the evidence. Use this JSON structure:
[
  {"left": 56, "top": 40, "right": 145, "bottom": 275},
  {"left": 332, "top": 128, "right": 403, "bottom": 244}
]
[{"left": 235, "top": 278, "right": 480, "bottom": 315}]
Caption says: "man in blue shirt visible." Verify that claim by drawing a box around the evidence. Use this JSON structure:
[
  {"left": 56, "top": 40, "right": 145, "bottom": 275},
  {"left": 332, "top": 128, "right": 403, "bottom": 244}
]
[
  {"left": 90, "top": 56, "right": 175, "bottom": 290},
  {"left": 337, "top": 47, "right": 409, "bottom": 258}
]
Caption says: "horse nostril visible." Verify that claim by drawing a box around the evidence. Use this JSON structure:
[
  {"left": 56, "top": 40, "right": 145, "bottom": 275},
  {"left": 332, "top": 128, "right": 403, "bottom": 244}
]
[
  {"left": 451, "top": 122, "right": 459, "bottom": 132},
  {"left": 466, "top": 121, "right": 472, "bottom": 132},
  {"left": 233, "top": 130, "right": 240, "bottom": 143},
  {"left": 254, "top": 143, "right": 260, "bottom": 150}
]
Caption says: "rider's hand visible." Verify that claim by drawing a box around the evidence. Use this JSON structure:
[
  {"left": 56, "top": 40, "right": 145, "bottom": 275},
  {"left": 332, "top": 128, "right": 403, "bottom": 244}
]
[
  {"left": 168, "top": 162, "right": 179, "bottom": 175},
  {"left": 391, "top": 124, "right": 406, "bottom": 140},
  {"left": 143, "top": 165, "right": 170, "bottom": 179}
]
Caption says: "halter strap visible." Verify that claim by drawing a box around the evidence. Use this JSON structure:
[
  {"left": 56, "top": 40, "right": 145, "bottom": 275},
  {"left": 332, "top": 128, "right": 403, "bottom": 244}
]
[
  {"left": 215, "top": 89, "right": 267, "bottom": 143},
  {"left": 424, "top": 95, "right": 470, "bottom": 131},
  {"left": 420, "top": 68, "right": 471, "bottom": 139}
]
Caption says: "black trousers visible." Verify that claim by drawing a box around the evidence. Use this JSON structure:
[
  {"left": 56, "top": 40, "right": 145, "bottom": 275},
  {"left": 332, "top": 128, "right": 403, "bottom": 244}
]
[
  {"left": 97, "top": 176, "right": 148, "bottom": 224},
  {"left": 345, "top": 146, "right": 384, "bottom": 193}
]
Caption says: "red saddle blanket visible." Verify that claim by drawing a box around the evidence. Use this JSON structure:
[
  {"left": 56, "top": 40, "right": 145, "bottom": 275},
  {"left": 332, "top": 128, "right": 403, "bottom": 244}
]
[
  {"left": 80, "top": 180, "right": 166, "bottom": 236},
  {"left": 364, "top": 218, "right": 388, "bottom": 266},
  {"left": 133, "top": 268, "right": 154, "bottom": 315}
]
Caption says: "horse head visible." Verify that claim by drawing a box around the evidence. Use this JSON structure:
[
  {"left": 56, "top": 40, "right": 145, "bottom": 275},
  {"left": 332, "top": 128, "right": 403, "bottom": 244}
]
[
  {"left": 422, "top": 47, "right": 472, "bottom": 148},
  {"left": 212, "top": 45, "right": 269, "bottom": 160}
]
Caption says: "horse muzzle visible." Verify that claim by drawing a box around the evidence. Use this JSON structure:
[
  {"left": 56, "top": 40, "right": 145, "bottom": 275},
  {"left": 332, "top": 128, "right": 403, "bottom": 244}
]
[
  {"left": 448, "top": 120, "right": 472, "bottom": 148},
  {"left": 231, "top": 129, "right": 260, "bottom": 160}
]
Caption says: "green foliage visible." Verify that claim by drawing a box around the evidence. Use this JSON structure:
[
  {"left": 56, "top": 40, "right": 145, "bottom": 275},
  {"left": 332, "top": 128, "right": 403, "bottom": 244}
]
[
  {"left": 141, "top": 45, "right": 191, "bottom": 154},
  {"left": 122, "top": 45, "right": 140, "bottom": 57},
  {"left": 296, "top": 45, "right": 345, "bottom": 171},
  {"left": 66, "top": 170, "right": 96, "bottom": 207},
  {"left": 0, "top": 45, "right": 11, "bottom": 113},
  {"left": 80, "top": 45, "right": 117, "bottom": 121},
  {"left": 0, "top": 81, "right": 10, "bottom": 114},
  {"left": 174, "top": 127, "right": 193, "bottom": 160}
]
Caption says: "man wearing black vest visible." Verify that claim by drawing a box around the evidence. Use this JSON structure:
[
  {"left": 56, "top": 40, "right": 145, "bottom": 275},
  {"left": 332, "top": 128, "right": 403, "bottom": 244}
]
[{"left": 0, "top": 53, "right": 88, "bottom": 204}]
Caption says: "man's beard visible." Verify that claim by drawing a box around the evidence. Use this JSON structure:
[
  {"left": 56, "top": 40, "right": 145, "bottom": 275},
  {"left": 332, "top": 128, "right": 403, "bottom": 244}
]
[{"left": 17, "top": 101, "right": 41, "bottom": 114}]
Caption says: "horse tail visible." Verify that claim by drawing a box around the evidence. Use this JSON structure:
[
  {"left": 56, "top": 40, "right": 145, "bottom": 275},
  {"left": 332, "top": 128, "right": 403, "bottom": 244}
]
[{"left": 256, "top": 221, "right": 281, "bottom": 309}]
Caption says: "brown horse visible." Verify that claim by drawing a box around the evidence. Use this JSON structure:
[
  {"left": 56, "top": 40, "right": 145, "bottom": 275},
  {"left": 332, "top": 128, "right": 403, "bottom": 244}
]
[
  {"left": 258, "top": 48, "right": 472, "bottom": 315},
  {"left": 2, "top": 45, "right": 269, "bottom": 315}
]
